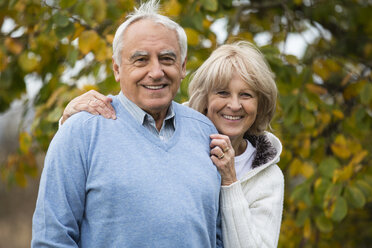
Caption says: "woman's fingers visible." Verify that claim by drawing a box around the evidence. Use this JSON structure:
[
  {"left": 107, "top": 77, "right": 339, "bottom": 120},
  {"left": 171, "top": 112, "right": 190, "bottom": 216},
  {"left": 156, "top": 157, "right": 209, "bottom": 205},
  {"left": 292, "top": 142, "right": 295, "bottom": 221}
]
[
  {"left": 85, "top": 90, "right": 116, "bottom": 119},
  {"left": 88, "top": 91, "right": 116, "bottom": 118},
  {"left": 209, "top": 134, "right": 237, "bottom": 186},
  {"left": 210, "top": 146, "right": 225, "bottom": 160},
  {"left": 61, "top": 90, "right": 116, "bottom": 124}
]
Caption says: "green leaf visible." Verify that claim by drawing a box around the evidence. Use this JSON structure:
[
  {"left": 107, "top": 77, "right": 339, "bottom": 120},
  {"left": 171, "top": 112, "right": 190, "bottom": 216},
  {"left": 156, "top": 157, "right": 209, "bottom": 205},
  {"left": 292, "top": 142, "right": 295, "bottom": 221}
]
[
  {"left": 300, "top": 110, "right": 316, "bottom": 128},
  {"left": 201, "top": 0, "right": 218, "bottom": 12},
  {"left": 53, "top": 13, "right": 70, "bottom": 27},
  {"left": 315, "top": 215, "right": 333, "bottom": 233},
  {"left": 344, "top": 185, "right": 366, "bottom": 209},
  {"left": 67, "top": 48, "right": 79, "bottom": 67},
  {"left": 324, "top": 183, "right": 343, "bottom": 200},
  {"left": 291, "top": 183, "right": 311, "bottom": 205},
  {"left": 360, "top": 83, "right": 372, "bottom": 105},
  {"left": 55, "top": 22, "right": 75, "bottom": 39},
  {"left": 295, "top": 208, "right": 310, "bottom": 227},
  {"left": 46, "top": 107, "right": 63, "bottom": 122},
  {"left": 319, "top": 157, "right": 340, "bottom": 179},
  {"left": 355, "top": 180, "right": 372, "bottom": 198},
  {"left": 60, "top": 0, "right": 78, "bottom": 8},
  {"left": 331, "top": 196, "right": 348, "bottom": 222},
  {"left": 314, "top": 178, "right": 331, "bottom": 207}
]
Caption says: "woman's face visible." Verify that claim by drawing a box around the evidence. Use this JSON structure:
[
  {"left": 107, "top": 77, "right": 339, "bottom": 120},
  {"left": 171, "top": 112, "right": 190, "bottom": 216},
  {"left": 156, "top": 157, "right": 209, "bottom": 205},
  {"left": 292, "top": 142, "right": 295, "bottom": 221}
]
[{"left": 206, "top": 74, "right": 258, "bottom": 140}]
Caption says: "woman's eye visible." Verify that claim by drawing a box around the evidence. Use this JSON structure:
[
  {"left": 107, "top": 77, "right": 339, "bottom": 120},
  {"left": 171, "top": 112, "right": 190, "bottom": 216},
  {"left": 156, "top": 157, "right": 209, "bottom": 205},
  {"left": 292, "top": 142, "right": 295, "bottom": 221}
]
[
  {"left": 241, "top": 93, "right": 253, "bottom": 98},
  {"left": 216, "top": 91, "right": 229, "bottom": 96}
]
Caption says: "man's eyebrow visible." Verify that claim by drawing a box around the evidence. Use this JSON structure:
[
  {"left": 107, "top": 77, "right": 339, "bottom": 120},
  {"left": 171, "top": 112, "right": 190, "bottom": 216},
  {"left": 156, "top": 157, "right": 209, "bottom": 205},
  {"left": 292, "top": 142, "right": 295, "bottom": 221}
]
[
  {"left": 130, "top": 51, "right": 148, "bottom": 61},
  {"left": 159, "top": 50, "right": 177, "bottom": 58}
]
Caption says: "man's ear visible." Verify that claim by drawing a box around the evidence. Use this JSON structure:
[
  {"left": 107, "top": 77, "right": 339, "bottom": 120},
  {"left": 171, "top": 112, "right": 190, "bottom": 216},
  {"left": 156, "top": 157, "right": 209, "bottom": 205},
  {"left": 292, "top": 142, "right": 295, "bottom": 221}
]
[
  {"left": 112, "top": 58, "right": 120, "bottom": 82},
  {"left": 181, "top": 57, "right": 187, "bottom": 79}
]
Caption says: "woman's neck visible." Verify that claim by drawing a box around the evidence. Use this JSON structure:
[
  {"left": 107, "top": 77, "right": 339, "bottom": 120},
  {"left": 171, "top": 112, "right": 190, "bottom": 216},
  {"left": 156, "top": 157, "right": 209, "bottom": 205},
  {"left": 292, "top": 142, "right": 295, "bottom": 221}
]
[{"left": 230, "top": 136, "right": 247, "bottom": 156}]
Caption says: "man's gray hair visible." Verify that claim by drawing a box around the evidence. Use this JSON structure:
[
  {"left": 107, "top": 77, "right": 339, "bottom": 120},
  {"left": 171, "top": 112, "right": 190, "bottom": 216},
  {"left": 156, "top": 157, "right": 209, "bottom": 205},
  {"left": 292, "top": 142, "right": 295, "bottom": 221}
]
[{"left": 112, "top": 0, "right": 187, "bottom": 65}]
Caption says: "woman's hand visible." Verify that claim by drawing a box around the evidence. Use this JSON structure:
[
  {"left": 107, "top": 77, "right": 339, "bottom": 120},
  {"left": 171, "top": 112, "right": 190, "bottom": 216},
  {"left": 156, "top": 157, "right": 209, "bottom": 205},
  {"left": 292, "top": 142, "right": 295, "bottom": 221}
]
[
  {"left": 210, "top": 134, "right": 237, "bottom": 186},
  {"left": 61, "top": 90, "right": 116, "bottom": 125}
]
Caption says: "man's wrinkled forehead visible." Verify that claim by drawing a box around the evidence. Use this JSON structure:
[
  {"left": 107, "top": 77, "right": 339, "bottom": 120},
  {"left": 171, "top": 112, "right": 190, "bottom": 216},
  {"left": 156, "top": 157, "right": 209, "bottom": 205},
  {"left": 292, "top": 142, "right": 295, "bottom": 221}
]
[{"left": 123, "top": 19, "right": 180, "bottom": 51}]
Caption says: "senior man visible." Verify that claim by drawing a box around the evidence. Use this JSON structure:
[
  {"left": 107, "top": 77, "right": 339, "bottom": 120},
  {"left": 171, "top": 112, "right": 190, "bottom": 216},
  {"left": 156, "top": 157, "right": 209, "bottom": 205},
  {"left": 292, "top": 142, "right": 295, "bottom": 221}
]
[{"left": 31, "top": 1, "right": 223, "bottom": 247}]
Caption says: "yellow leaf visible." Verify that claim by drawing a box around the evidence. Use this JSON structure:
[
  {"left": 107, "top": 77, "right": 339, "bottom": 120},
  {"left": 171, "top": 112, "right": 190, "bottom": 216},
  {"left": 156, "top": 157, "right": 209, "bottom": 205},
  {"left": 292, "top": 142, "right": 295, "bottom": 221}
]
[
  {"left": 93, "top": 38, "right": 110, "bottom": 62},
  {"left": 348, "top": 150, "right": 368, "bottom": 167},
  {"left": 184, "top": 28, "right": 199, "bottom": 46},
  {"left": 18, "top": 51, "right": 39, "bottom": 72},
  {"left": 106, "top": 34, "right": 114, "bottom": 44},
  {"left": 303, "top": 218, "right": 312, "bottom": 239},
  {"left": 83, "top": 84, "right": 99, "bottom": 92},
  {"left": 289, "top": 158, "right": 302, "bottom": 177},
  {"left": 5, "top": 37, "right": 23, "bottom": 54},
  {"left": 301, "top": 162, "right": 314, "bottom": 178},
  {"left": 92, "top": 0, "right": 107, "bottom": 23},
  {"left": 298, "top": 137, "right": 311, "bottom": 158},
  {"left": 163, "top": 0, "right": 181, "bottom": 16},
  {"left": 0, "top": 49, "right": 7, "bottom": 71},
  {"left": 72, "top": 23, "right": 86, "bottom": 41},
  {"left": 312, "top": 59, "right": 330, "bottom": 81},
  {"left": 332, "top": 109, "right": 344, "bottom": 120},
  {"left": 343, "top": 80, "right": 366, "bottom": 100},
  {"left": 305, "top": 83, "right": 327, "bottom": 95},
  {"left": 364, "top": 43, "right": 372, "bottom": 57},
  {"left": 19, "top": 132, "right": 32, "bottom": 154},
  {"left": 79, "top": 30, "right": 99, "bottom": 54},
  {"left": 331, "top": 134, "right": 351, "bottom": 159},
  {"left": 203, "top": 19, "right": 212, "bottom": 29},
  {"left": 46, "top": 86, "right": 68, "bottom": 108},
  {"left": 235, "top": 32, "right": 254, "bottom": 42},
  {"left": 319, "top": 112, "right": 331, "bottom": 125},
  {"left": 15, "top": 170, "right": 27, "bottom": 187},
  {"left": 333, "top": 164, "right": 353, "bottom": 183},
  {"left": 325, "top": 59, "right": 341, "bottom": 73}
]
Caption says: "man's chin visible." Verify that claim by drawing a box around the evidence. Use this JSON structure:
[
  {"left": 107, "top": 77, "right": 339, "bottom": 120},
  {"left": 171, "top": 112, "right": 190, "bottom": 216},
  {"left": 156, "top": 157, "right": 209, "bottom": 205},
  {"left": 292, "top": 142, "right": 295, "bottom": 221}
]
[{"left": 140, "top": 99, "right": 172, "bottom": 114}]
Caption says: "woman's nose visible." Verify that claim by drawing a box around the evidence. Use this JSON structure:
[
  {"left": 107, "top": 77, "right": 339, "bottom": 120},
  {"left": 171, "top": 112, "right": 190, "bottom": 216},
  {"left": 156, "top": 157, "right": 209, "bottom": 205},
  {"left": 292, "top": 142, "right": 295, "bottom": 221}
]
[{"left": 227, "top": 96, "right": 241, "bottom": 110}]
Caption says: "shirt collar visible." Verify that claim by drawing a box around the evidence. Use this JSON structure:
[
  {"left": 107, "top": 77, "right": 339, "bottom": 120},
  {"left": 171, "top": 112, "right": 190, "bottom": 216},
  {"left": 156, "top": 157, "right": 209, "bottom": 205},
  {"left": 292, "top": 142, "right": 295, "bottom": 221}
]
[{"left": 118, "top": 91, "right": 175, "bottom": 127}]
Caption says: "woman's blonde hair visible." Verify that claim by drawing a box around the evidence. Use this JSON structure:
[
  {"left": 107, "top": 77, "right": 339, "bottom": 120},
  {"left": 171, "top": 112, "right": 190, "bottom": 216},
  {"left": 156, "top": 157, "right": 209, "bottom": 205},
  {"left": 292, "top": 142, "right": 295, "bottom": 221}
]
[{"left": 188, "top": 41, "right": 277, "bottom": 135}]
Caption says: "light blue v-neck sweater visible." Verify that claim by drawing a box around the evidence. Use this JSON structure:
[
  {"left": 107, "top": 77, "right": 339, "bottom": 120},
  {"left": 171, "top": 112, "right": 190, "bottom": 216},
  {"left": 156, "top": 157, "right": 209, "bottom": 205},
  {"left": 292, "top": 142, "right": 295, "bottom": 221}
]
[{"left": 32, "top": 96, "right": 223, "bottom": 248}]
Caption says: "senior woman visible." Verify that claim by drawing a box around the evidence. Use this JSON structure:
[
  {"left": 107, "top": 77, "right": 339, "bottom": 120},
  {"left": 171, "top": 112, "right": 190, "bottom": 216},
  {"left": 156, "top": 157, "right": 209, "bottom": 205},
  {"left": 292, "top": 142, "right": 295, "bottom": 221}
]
[{"left": 60, "top": 41, "right": 284, "bottom": 248}]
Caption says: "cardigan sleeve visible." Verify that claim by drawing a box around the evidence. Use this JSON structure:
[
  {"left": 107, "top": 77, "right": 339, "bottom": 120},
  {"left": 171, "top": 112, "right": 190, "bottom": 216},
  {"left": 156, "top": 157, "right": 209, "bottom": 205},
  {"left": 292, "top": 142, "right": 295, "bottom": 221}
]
[
  {"left": 32, "top": 116, "right": 89, "bottom": 247},
  {"left": 219, "top": 165, "right": 284, "bottom": 248}
]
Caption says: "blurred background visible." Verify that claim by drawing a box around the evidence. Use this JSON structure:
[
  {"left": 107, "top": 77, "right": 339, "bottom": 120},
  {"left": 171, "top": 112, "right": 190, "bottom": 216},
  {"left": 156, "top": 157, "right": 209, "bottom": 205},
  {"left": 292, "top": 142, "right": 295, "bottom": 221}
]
[{"left": 1, "top": 0, "right": 371, "bottom": 247}]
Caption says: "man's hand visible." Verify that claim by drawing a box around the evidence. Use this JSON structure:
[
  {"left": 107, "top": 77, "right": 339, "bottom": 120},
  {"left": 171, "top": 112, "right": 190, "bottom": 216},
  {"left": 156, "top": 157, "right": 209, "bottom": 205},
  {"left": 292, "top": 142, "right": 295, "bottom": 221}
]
[{"left": 61, "top": 90, "right": 116, "bottom": 125}]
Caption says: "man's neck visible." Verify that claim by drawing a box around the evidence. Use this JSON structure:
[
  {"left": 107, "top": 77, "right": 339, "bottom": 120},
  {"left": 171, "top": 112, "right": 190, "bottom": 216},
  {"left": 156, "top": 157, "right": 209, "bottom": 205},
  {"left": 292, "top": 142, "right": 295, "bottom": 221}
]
[{"left": 146, "top": 109, "right": 168, "bottom": 131}]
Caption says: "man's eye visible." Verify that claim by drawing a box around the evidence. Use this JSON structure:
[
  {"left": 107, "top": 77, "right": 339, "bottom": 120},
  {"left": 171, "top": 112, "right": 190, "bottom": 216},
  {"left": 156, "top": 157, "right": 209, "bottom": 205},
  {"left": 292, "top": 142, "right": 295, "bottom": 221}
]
[
  {"left": 161, "top": 57, "right": 175, "bottom": 65},
  {"left": 133, "top": 58, "right": 147, "bottom": 66}
]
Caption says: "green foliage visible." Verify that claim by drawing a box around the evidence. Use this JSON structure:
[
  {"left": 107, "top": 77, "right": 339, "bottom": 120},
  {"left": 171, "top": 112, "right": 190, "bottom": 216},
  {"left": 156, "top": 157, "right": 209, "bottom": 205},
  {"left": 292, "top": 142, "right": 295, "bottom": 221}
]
[{"left": 1, "top": 0, "right": 371, "bottom": 246}]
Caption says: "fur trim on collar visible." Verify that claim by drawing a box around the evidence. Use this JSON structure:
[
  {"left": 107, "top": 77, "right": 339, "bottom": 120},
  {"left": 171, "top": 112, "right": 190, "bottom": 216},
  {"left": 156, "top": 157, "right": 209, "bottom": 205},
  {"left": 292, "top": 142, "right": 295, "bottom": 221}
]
[{"left": 245, "top": 134, "right": 277, "bottom": 168}]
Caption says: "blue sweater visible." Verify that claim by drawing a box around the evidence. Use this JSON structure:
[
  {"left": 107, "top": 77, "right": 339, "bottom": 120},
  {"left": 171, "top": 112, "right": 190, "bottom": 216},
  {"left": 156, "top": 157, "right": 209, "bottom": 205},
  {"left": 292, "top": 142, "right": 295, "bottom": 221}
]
[{"left": 32, "top": 96, "right": 223, "bottom": 248}]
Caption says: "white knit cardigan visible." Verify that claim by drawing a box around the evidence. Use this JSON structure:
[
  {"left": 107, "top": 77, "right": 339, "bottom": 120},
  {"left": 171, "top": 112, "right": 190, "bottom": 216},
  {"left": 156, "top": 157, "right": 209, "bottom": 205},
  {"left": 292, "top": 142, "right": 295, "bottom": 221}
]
[{"left": 220, "top": 132, "right": 284, "bottom": 248}]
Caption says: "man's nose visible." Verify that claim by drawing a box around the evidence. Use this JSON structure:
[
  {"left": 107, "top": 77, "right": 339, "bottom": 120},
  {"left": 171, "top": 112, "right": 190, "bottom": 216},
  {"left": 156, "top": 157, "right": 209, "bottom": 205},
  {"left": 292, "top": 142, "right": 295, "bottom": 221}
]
[{"left": 148, "top": 60, "right": 165, "bottom": 80}]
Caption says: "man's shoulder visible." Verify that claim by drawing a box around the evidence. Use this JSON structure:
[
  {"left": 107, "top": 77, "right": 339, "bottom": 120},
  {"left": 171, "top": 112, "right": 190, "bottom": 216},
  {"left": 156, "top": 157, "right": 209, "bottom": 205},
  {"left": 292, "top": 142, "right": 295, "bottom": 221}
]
[{"left": 174, "top": 102, "right": 213, "bottom": 125}]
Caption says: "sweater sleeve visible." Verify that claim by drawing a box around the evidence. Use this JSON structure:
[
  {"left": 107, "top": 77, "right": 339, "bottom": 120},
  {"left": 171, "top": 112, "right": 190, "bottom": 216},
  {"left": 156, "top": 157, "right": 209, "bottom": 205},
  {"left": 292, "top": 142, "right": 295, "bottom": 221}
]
[
  {"left": 219, "top": 165, "right": 284, "bottom": 248},
  {"left": 31, "top": 116, "right": 89, "bottom": 247}
]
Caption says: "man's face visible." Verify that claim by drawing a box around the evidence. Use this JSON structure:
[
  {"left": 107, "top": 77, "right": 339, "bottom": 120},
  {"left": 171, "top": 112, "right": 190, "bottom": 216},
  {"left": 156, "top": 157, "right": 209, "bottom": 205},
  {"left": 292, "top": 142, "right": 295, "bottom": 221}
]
[{"left": 113, "top": 19, "right": 186, "bottom": 118}]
